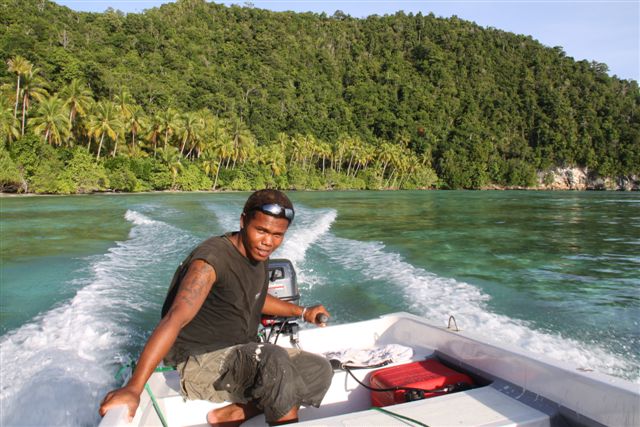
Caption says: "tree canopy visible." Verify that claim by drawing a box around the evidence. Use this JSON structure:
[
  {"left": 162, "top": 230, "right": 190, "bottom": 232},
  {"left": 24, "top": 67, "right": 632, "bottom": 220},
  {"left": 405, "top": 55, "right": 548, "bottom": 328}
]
[{"left": 1, "top": 0, "right": 638, "bottom": 193}]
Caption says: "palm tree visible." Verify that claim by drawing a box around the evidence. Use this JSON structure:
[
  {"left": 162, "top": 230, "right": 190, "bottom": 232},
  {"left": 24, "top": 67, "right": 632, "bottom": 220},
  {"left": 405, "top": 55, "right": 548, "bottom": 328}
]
[
  {"left": 124, "top": 104, "right": 146, "bottom": 153},
  {"left": 290, "top": 134, "right": 315, "bottom": 170},
  {"left": 316, "top": 139, "right": 332, "bottom": 175},
  {"left": 332, "top": 135, "right": 351, "bottom": 172},
  {"left": 229, "top": 118, "right": 255, "bottom": 169},
  {"left": 306, "top": 134, "right": 325, "bottom": 173},
  {"left": 377, "top": 141, "right": 396, "bottom": 179},
  {"left": 200, "top": 152, "right": 218, "bottom": 188},
  {"left": 258, "top": 143, "right": 286, "bottom": 178},
  {"left": 60, "top": 79, "right": 93, "bottom": 131},
  {"left": 6, "top": 56, "right": 32, "bottom": 119},
  {"left": 353, "top": 142, "right": 374, "bottom": 177},
  {"left": 186, "top": 109, "right": 214, "bottom": 159},
  {"left": 0, "top": 96, "right": 20, "bottom": 144},
  {"left": 84, "top": 101, "right": 98, "bottom": 153},
  {"left": 114, "top": 87, "right": 134, "bottom": 120},
  {"left": 89, "top": 100, "right": 123, "bottom": 160},
  {"left": 203, "top": 116, "right": 232, "bottom": 189},
  {"left": 19, "top": 67, "right": 48, "bottom": 135},
  {"left": 398, "top": 155, "right": 419, "bottom": 189},
  {"left": 177, "top": 111, "right": 204, "bottom": 157},
  {"left": 31, "top": 95, "right": 70, "bottom": 146},
  {"left": 158, "top": 108, "right": 180, "bottom": 151},
  {"left": 345, "top": 135, "right": 365, "bottom": 177},
  {"left": 159, "top": 146, "right": 183, "bottom": 189},
  {"left": 146, "top": 114, "right": 163, "bottom": 157},
  {"left": 207, "top": 119, "right": 234, "bottom": 189}
]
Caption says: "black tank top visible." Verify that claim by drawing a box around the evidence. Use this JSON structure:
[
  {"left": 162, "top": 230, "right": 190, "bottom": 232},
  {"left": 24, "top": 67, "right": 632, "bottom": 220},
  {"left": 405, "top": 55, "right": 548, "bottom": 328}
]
[{"left": 162, "top": 234, "right": 268, "bottom": 364}]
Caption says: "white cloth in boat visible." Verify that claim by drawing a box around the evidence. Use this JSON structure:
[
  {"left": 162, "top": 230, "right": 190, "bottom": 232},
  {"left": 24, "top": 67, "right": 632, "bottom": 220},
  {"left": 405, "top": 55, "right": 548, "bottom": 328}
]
[{"left": 323, "top": 344, "right": 413, "bottom": 367}]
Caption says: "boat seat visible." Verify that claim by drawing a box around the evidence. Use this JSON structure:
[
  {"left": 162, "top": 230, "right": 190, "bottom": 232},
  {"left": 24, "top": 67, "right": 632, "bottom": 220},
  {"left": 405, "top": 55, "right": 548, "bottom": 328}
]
[
  {"left": 136, "top": 370, "right": 216, "bottom": 427},
  {"left": 146, "top": 370, "right": 182, "bottom": 398},
  {"left": 295, "top": 386, "right": 551, "bottom": 427}
]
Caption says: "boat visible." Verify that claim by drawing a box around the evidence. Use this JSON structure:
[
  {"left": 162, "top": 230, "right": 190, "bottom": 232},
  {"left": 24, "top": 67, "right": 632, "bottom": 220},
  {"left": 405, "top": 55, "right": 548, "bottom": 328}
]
[{"left": 99, "top": 260, "right": 640, "bottom": 427}]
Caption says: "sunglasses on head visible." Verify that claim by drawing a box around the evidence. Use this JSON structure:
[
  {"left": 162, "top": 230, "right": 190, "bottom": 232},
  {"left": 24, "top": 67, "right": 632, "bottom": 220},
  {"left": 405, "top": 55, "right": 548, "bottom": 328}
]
[{"left": 249, "top": 203, "right": 294, "bottom": 221}]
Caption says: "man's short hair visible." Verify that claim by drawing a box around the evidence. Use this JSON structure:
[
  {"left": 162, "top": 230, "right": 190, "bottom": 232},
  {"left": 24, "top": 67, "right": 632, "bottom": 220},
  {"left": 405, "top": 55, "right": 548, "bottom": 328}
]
[{"left": 243, "top": 189, "right": 294, "bottom": 223}]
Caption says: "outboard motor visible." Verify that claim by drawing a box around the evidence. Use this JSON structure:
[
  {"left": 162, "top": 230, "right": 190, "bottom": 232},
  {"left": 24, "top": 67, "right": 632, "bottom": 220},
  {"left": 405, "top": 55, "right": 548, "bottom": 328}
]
[
  {"left": 260, "top": 259, "right": 301, "bottom": 346},
  {"left": 266, "top": 258, "right": 300, "bottom": 304}
]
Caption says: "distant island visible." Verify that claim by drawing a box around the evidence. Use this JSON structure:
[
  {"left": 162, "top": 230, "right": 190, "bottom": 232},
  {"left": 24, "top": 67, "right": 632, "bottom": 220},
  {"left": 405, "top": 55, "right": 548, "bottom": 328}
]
[{"left": 1, "top": 0, "right": 638, "bottom": 194}]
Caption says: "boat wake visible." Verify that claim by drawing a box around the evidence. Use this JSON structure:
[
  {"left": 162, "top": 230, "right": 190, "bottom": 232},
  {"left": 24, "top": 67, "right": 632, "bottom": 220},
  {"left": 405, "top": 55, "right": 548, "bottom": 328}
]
[
  {"left": 314, "top": 231, "right": 639, "bottom": 382},
  {"left": 0, "top": 210, "right": 198, "bottom": 427}
]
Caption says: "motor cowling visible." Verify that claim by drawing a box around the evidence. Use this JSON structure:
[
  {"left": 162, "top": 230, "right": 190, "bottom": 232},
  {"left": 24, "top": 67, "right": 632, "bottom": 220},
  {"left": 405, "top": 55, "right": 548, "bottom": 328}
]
[
  {"left": 262, "top": 259, "right": 300, "bottom": 327},
  {"left": 267, "top": 259, "right": 300, "bottom": 303}
]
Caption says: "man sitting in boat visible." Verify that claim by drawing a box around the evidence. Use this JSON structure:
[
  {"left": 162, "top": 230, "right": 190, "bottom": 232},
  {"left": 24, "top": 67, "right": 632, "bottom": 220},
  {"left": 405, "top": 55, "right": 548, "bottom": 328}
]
[{"left": 99, "top": 189, "right": 333, "bottom": 426}]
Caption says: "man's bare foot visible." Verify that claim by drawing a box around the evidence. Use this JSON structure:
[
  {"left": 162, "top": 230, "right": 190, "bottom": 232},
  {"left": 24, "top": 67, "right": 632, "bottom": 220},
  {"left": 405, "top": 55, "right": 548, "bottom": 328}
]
[
  {"left": 269, "top": 406, "right": 299, "bottom": 426},
  {"left": 207, "top": 402, "right": 260, "bottom": 427}
]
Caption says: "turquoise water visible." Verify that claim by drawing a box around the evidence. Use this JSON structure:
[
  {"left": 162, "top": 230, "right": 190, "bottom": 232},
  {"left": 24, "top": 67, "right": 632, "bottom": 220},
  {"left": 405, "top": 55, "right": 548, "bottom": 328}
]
[{"left": 1, "top": 191, "right": 639, "bottom": 426}]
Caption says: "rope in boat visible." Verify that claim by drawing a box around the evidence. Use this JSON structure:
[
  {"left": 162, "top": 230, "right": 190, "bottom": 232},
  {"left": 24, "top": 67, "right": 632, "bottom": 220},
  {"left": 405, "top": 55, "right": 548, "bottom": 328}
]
[
  {"left": 340, "top": 362, "right": 466, "bottom": 396},
  {"left": 145, "top": 382, "right": 169, "bottom": 427},
  {"left": 339, "top": 361, "right": 473, "bottom": 427},
  {"left": 372, "top": 406, "right": 431, "bottom": 427}
]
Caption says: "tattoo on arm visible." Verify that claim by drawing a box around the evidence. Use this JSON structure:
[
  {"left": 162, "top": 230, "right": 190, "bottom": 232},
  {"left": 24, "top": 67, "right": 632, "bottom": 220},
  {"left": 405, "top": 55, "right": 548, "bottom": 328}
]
[{"left": 177, "top": 262, "right": 213, "bottom": 308}]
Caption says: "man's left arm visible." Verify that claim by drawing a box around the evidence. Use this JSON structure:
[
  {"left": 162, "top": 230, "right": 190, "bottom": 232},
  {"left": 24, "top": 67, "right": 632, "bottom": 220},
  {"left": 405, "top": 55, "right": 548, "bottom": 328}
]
[{"left": 262, "top": 294, "right": 329, "bottom": 326}]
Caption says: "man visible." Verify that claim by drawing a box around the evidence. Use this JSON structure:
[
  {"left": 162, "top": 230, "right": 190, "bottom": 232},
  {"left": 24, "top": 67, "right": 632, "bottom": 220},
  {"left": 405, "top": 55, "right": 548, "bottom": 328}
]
[{"left": 99, "top": 189, "right": 333, "bottom": 426}]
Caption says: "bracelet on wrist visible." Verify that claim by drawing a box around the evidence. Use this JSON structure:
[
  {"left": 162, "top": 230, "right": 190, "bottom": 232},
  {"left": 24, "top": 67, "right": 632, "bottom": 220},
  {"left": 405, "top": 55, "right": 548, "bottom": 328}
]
[{"left": 300, "top": 306, "right": 308, "bottom": 320}]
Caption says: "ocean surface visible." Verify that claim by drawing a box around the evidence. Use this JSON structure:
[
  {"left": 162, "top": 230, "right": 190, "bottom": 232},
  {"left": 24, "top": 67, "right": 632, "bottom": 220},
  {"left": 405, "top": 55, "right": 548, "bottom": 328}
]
[{"left": 1, "top": 190, "right": 639, "bottom": 426}]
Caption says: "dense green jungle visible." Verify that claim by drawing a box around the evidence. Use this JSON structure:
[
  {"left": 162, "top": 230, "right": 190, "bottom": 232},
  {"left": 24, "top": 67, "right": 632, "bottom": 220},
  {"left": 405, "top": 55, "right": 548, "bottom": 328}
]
[{"left": 1, "top": 0, "right": 638, "bottom": 194}]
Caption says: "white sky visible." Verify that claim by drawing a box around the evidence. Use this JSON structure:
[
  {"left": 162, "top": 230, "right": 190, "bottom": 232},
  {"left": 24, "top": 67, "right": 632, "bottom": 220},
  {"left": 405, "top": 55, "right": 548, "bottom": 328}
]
[{"left": 54, "top": 1, "right": 639, "bottom": 81}]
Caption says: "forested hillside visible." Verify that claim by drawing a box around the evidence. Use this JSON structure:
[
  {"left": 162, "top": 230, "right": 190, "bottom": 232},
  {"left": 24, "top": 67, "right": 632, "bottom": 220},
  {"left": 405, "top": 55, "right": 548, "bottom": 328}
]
[{"left": 1, "top": 0, "right": 638, "bottom": 193}]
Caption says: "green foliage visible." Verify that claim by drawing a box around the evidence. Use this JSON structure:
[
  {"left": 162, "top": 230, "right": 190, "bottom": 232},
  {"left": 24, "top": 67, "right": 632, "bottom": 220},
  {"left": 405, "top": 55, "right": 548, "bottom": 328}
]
[
  {"left": 126, "top": 157, "right": 160, "bottom": 191},
  {"left": 362, "top": 168, "right": 384, "bottom": 190},
  {"left": 306, "top": 172, "right": 327, "bottom": 191},
  {"left": 325, "top": 170, "right": 366, "bottom": 190},
  {"left": 104, "top": 156, "right": 139, "bottom": 191},
  {"left": 149, "top": 161, "right": 173, "bottom": 190},
  {"left": 401, "top": 165, "right": 439, "bottom": 190},
  {"left": 29, "top": 148, "right": 69, "bottom": 193},
  {"left": 224, "top": 170, "right": 253, "bottom": 191},
  {"left": 1, "top": 0, "right": 637, "bottom": 193},
  {"left": 174, "top": 163, "right": 213, "bottom": 191},
  {"left": 437, "top": 150, "right": 473, "bottom": 189},
  {"left": 273, "top": 174, "right": 290, "bottom": 190},
  {"left": 287, "top": 166, "right": 308, "bottom": 190},
  {"left": 8, "top": 134, "right": 42, "bottom": 179},
  {"left": 543, "top": 171, "right": 555, "bottom": 186},
  {"left": 503, "top": 159, "right": 538, "bottom": 188},
  {"left": 59, "top": 147, "right": 110, "bottom": 193},
  {"left": 0, "top": 144, "right": 24, "bottom": 192}
]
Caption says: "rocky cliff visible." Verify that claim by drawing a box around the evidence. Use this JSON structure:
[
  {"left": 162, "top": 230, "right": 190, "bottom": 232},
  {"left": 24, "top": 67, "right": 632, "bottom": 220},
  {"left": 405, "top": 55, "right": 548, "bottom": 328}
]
[{"left": 537, "top": 167, "right": 639, "bottom": 191}]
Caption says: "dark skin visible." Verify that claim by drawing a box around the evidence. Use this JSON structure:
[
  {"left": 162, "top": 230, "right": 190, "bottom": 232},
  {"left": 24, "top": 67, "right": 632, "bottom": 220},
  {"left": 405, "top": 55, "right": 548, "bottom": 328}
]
[{"left": 99, "top": 211, "right": 329, "bottom": 426}]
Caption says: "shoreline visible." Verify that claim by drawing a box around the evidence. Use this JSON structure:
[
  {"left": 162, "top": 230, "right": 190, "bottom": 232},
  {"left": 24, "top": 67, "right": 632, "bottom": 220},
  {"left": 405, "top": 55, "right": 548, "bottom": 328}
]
[
  {"left": 2, "top": 186, "right": 638, "bottom": 198},
  {"left": 3, "top": 167, "right": 637, "bottom": 197}
]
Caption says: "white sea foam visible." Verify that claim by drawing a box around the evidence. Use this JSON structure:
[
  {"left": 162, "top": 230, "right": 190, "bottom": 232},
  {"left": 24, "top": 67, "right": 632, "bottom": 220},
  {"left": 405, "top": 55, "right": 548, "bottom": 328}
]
[
  {"left": 124, "top": 209, "right": 159, "bottom": 226},
  {"left": 0, "top": 210, "right": 197, "bottom": 426},
  {"left": 205, "top": 201, "right": 243, "bottom": 233},
  {"left": 274, "top": 207, "right": 337, "bottom": 265},
  {"left": 317, "top": 233, "right": 637, "bottom": 381}
]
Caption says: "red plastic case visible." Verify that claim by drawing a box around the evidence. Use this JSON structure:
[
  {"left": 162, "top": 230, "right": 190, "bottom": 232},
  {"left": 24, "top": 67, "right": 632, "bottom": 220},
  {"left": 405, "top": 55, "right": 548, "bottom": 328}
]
[{"left": 369, "top": 359, "right": 474, "bottom": 407}]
